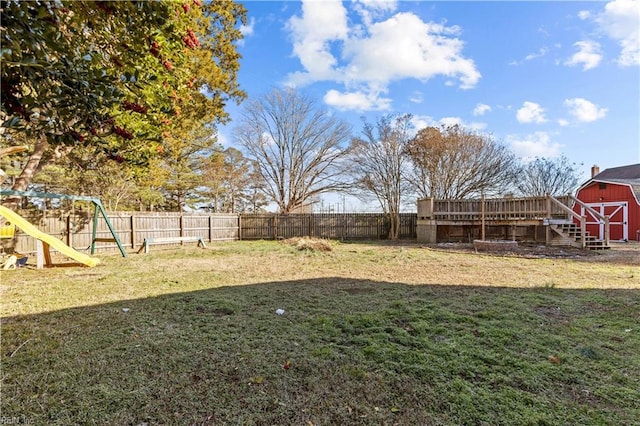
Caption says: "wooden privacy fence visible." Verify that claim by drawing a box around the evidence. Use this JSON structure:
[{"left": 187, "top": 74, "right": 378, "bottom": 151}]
[
  {"left": 240, "top": 213, "right": 416, "bottom": 240},
  {"left": 8, "top": 211, "right": 417, "bottom": 254}
]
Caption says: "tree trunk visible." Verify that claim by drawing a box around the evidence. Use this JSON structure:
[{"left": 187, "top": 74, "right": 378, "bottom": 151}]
[
  {"left": 388, "top": 212, "right": 400, "bottom": 240},
  {"left": 2, "top": 137, "right": 49, "bottom": 210}
]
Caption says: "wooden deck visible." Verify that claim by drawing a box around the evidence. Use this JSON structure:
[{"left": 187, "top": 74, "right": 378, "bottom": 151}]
[{"left": 417, "top": 195, "right": 610, "bottom": 249}]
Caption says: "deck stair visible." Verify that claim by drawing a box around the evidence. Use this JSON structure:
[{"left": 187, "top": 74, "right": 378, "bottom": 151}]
[{"left": 549, "top": 222, "right": 610, "bottom": 250}]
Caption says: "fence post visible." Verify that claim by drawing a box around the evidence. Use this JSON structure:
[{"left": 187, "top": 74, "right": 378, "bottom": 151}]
[
  {"left": 238, "top": 214, "right": 242, "bottom": 241},
  {"left": 66, "top": 214, "right": 72, "bottom": 248},
  {"left": 342, "top": 213, "right": 346, "bottom": 240},
  {"left": 481, "top": 194, "right": 486, "bottom": 241},
  {"left": 273, "top": 214, "right": 278, "bottom": 240},
  {"left": 130, "top": 214, "right": 135, "bottom": 249}
]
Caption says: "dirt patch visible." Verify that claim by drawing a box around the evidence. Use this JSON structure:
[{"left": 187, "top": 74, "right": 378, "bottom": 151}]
[
  {"left": 421, "top": 241, "right": 640, "bottom": 265},
  {"left": 534, "top": 305, "right": 571, "bottom": 322},
  {"left": 425, "top": 242, "right": 592, "bottom": 259},
  {"left": 581, "top": 242, "right": 640, "bottom": 266},
  {"left": 473, "top": 239, "right": 518, "bottom": 252}
]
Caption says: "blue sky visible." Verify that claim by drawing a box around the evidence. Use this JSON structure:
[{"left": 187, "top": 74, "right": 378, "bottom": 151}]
[{"left": 217, "top": 0, "right": 640, "bottom": 210}]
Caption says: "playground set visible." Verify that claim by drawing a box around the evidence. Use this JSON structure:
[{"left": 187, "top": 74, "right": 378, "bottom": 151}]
[{"left": 0, "top": 190, "right": 126, "bottom": 269}]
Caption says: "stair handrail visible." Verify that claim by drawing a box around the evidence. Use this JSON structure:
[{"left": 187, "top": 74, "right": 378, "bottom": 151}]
[
  {"left": 569, "top": 195, "right": 610, "bottom": 246},
  {"left": 547, "top": 195, "right": 586, "bottom": 248}
]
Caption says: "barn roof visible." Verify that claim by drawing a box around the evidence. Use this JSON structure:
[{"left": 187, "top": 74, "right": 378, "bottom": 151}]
[
  {"left": 594, "top": 163, "right": 640, "bottom": 180},
  {"left": 580, "top": 163, "right": 640, "bottom": 204}
]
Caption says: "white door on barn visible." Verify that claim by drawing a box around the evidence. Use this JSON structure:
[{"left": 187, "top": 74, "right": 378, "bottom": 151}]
[{"left": 583, "top": 202, "right": 628, "bottom": 241}]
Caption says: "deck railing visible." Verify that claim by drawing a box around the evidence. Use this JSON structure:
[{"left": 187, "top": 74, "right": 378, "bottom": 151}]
[
  {"left": 569, "top": 195, "right": 610, "bottom": 246},
  {"left": 547, "top": 196, "right": 587, "bottom": 248},
  {"left": 421, "top": 195, "right": 573, "bottom": 222}
]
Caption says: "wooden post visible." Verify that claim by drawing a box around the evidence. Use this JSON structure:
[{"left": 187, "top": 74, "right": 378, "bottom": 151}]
[
  {"left": 342, "top": 212, "right": 346, "bottom": 240},
  {"left": 130, "top": 215, "right": 135, "bottom": 249},
  {"left": 70, "top": 202, "right": 75, "bottom": 248},
  {"left": 36, "top": 239, "right": 52, "bottom": 269},
  {"left": 238, "top": 214, "right": 242, "bottom": 241},
  {"left": 545, "top": 195, "right": 551, "bottom": 245},
  {"left": 209, "top": 215, "right": 213, "bottom": 242},
  {"left": 66, "top": 214, "right": 72, "bottom": 248},
  {"left": 273, "top": 214, "right": 278, "bottom": 240},
  {"left": 580, "top": 215, "right": 587, "bottom": 248},
  {"left": 481, "top": 193, "right": 486, "bottom": 241},
  {"left": 36, "top": 239, "right": 44, "bottom": 269}
]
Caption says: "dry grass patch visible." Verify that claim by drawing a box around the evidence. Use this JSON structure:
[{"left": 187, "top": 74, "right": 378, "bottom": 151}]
[{"left": 281, "top": 237, "right": 334, "bottom": 252}]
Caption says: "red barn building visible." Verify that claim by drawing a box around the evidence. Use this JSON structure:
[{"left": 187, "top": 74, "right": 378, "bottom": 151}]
[{"left": 575, "top": 164, "right": 640, "bottom": 242}]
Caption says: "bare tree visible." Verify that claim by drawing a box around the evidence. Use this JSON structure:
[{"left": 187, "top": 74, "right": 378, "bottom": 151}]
[
  {"left": 349, "top": 114, "right": 413, "bottom": 240},
  {"left": 515, "top": 156, "right": 582, "bottom": 197},
  {"left": 234, "top": 88, "right": 353, "bottom": 213},
  {"left": 405, "top": 125, "right": 517, "bottom": 199}
]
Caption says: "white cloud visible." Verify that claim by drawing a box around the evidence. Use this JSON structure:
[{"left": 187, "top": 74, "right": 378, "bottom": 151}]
[
  {"left": 240, "top": 17, "right": 255, "bottom": 38},
  {"left": 236, "top": 17, "right": 256, "bottom": 46},
  {"left": 525, "top": 47, "right": 548, "bottom": 61},
  {"left": 557, "top": 118, "right": 570, "bottom": 127},
  {"left": 353, "top": 0, "right": 398, "bottom": 27},
  {"left": 473, "top": 103, "right": 492, "bottom": 116},
  {"left": 564, "top": 98, "right": 608, "bottom": 122},
  {"left": 356, "top": 0, "right": 398, "bottom": 12},
  {"left": 216, "top": 131, "right": 230, "bottom": 147},
  {"left": 409, "top": 91, "right": 423, "bottom": 104},
  {"left": 324, "top": 89, "right": 392, "bottom": 111},
  {"left": 564, "top": 40, "right": 602, "bottom": 70},
  {"left": 509, "top": 47, "right": 548, "bottom": 66},
  {"left": 516, "top": 101, "right": 547, "bottom": 124},
  {"left": 578, "top": 10, "right": 591, "bottom": 20},
  {"left": 507, "top": 132, "right": 562, "bottom": 161},
  {"left": 409, "top": 115, "right": 486, "bottom": 132},
  {"left": 410, "top": 115, "right": 435, "bottom": 131},
  {"left": 439, "top": 116, "right": 463, "bottom": 127},
  {"left": 468, "top": 121, "right": 488, "bottom": 131},
  {"left": 593, "top": 0, "right": 640, "bottom": 66},
  {"left": 341, "top": 13, "right": 480, "bottom": 89},
  {"left": 286, "top": 1, "right": 481, "bottom": 111},
  {"left": 286, "top": 0, "right": 349, "bottom": 86}
]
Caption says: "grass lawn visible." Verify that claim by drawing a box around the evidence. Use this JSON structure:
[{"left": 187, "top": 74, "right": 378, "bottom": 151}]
[{"left": 1, "top": 240, "right": 639, "bottom": 425}]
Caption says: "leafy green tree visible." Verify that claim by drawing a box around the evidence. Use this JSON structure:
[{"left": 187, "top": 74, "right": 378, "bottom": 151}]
[
  {"left": 32, "top": 147, "right": 138, "bottom": 211},
  {"left": 200, "top": 147, "right": 256, "bottom": 213},
  {"left": 1, "top": 0, "right": 246, "bottom": 208},
  {"left": 159, "top": 124, "right": 218, "bottom": 211}
]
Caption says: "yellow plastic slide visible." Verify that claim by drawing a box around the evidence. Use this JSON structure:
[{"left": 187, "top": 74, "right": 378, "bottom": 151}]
[{"left": 0, "top": 205, "right": 99, "bottom": 267}]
